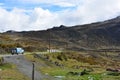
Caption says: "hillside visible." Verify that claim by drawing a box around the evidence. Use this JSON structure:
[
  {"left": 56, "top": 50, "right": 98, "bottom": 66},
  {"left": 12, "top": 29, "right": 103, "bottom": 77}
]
[{"left": 0, "top": 16, "right": 120, "bottom": 52}]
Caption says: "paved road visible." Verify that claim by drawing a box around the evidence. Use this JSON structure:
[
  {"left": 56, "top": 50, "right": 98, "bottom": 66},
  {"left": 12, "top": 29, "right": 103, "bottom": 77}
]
[{"left": 3, "top": 55, "right": 59, "bottom": 80}]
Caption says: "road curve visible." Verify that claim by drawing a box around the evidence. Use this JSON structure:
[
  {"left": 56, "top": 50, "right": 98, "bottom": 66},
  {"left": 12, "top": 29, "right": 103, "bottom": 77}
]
[{"left": 3, "top": 55, "right": 58, "bottom": 80}]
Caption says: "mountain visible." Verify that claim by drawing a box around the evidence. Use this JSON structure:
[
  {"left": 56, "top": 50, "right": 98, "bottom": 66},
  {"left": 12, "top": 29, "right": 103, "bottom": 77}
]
[{"left": 0, "top": 16, "right": 120, "bottom": 52}]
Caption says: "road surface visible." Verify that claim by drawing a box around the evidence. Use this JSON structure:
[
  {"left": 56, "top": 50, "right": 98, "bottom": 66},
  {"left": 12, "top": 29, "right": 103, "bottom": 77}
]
[{"left": 2, "top": 54, "right": 59, "bottom": 80}]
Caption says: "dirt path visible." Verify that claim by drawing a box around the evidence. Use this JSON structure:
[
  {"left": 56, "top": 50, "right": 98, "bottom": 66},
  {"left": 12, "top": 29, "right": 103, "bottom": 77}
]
[{"left": 3, "top": 55, "right": 58, "bottom": 80}]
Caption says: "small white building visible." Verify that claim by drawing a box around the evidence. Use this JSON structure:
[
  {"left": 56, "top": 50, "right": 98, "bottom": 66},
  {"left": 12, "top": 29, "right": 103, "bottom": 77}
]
[{"left": 47, "top": 49, "right": 62, "bottom": 53}]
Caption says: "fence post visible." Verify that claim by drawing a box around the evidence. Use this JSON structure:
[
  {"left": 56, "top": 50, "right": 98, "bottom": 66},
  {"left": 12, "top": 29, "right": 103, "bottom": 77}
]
[{"left": 32, "top": 63, "right": 35, "bottom": 80}]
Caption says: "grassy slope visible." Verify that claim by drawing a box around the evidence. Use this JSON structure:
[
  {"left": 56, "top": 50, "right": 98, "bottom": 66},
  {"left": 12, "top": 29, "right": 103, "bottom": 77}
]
[
  {"left": 0, "top": 58, "right": 30, "bottom": 80},
  {"left": 25, "top": 52, "right": 120, "bottom": 80},
  {"left": 1, "top": 16, "right": 120, "bottom": 53}
]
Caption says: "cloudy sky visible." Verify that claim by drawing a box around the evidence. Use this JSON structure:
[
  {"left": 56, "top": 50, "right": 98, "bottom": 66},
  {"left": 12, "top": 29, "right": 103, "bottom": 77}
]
[{"left": 0, "top": 0, "right": 120, "bottom": 32}]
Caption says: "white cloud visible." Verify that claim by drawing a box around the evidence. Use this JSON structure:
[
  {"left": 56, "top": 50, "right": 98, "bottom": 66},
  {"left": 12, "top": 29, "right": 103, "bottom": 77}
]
[
  {"left": 0, "top": 0, "right": 120, "bottom": 32},
  {"left": 0, "top": 7, "right": 29, "bottom": 31},
  {"left": 28, "top": 8, "right": 62, "bottom": 30},
  {"left": 0, "top": 7, "right": 62, "bottom": 32},
  {"left": 60, "top": 0, "right": 120, "bottom": 25}
]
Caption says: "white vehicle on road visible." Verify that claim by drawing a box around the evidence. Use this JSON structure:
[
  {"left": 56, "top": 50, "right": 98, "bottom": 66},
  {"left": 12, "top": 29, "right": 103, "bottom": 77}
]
[{"left": 11, "top": 48, "right": 24, "bottom": 55}]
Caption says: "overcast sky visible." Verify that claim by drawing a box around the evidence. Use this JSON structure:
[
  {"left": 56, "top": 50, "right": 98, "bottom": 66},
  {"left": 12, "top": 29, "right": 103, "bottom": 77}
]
[{"left": 0, "top": 0, "right": 120, "bottom": 32}]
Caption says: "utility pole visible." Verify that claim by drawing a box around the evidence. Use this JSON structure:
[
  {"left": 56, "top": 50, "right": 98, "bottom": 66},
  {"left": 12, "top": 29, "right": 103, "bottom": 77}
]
[
  {"left": 32, "top": 63, "right": 35, "bottom": 80},
  {"left": 48, "top": 30, "right": 51, "bottom": 53}
]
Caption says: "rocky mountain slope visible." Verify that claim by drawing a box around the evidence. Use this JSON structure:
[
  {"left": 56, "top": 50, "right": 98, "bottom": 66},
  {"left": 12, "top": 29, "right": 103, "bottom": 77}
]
[{"left": 0, "top": 16, "right": 120, "bottom": 52}]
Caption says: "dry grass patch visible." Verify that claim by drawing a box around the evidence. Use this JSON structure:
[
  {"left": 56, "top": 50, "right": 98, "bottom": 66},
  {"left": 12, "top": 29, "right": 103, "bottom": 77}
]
[{"left": 0, "top": 63, "right": 30, "bottom": 80}]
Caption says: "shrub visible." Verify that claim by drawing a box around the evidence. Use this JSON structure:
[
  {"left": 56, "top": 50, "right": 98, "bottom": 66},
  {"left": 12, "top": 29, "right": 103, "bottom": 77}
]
[
  {"left": 0, "top": 57, "right": 4, "bottom": 65},
  {"left": 57, "top": 53, "right": 67, "bottom": 61},
  {"left": 107, "top": 72, "right": 120, "bottom": 76}
]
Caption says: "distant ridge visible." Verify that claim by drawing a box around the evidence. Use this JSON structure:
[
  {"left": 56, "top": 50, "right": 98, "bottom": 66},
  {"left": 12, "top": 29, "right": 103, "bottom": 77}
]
[{"left": 1, "top": 16, "right": 120, "bottom": 52}]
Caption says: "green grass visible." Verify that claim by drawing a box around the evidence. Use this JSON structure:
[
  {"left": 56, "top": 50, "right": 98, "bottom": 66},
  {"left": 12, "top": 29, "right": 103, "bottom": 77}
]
[
  {"left": 40, "top": 67, "right": 68, "bottom": 76},
  {"left": 39, "top": 65, "right": 105, "bottom": 80},
  {"left": 0, "top": 63, "right": 29, "bottom": 80},
  {"left": 0, "top": 69, "right": 30, "bottom": 80},
  {"left": 40, "top": 67, "right": 120, "bottom": 80},
  {"left": 40, "top": 66, "right": 105, "bottom": 80},
  {"left": 0, "top": 63, "right": 14, "bottom": 70},
  {"left": 64, "top": 73, "right": 103, "bottom": 80},
  {"left": 103, "top": 75, "right": 120, "bottom": 80},
  {"left": 40, "top": 67, "right": 83, "bottom": 76},
  {"left": 25, "top": 52, "right": 120, "bottom": 80}
]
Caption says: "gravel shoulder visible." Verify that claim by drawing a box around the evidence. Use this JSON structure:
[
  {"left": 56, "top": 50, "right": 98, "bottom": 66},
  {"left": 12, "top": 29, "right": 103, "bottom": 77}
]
[{"left": 3, "top": 55, "right": 58, "bottom": 80}]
